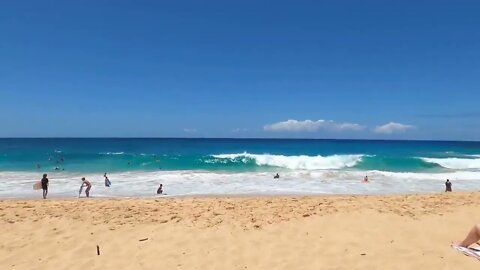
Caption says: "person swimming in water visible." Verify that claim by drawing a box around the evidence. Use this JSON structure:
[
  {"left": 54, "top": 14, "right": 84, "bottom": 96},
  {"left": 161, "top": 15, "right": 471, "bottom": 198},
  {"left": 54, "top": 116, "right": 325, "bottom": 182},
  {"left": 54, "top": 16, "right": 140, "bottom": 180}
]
[
  {"left": 364, "top": 176, "right": 369, "bottom": 183},
  {"left": 157, "top": 184, "right": 163, "bottom": 195},
  {"left": 274, "top": 173, "right": 280, "bottom": 179}
]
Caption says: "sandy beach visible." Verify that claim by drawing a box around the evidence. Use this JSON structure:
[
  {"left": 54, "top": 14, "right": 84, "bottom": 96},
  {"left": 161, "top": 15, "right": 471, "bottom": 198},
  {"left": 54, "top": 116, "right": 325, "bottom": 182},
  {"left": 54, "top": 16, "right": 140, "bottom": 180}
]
[{"left": 1, "top": 192, "right": 479, "bottom": 270}]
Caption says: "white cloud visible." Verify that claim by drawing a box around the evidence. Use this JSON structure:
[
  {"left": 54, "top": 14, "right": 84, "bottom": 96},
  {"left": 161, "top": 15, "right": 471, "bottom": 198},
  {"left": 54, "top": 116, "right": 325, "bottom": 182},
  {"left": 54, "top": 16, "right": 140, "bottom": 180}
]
[
  {"left": 374, "top": 122, "right": 414, "bottom": 134},
  {"left": 264, "top": 119, "right": 365, "bottom": 132},
  {"left": 232, "top": 128, "right": 249, "bottom": 133},
  {"left": 183, "top": 128, "right": 197, "bottom": 133},
  {"left": 332, "top": 123, "right": 365, "bottom": 131}
]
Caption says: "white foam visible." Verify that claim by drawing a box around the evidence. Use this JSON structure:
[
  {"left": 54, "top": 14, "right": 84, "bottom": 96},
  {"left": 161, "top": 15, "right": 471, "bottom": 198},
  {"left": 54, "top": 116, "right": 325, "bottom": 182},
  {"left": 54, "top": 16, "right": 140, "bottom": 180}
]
[
  {"left": 212, "top": 152, "right": 364, "bottom": 170},
  {"left": 421, "top": 157, "right": 480, "bottom": 169},
  {"left": 100, "top": 152, "right": 125, "bottom": 155},
  {"left": 2, "top": 169, "right": 479, "bottom": 198}
]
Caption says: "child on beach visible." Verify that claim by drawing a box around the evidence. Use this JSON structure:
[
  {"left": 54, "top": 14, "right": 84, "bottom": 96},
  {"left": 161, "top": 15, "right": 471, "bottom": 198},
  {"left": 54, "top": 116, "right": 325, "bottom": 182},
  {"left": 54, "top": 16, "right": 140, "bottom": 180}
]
[{"left": 157, "top": 184, "right": 163, "bottom": 195}]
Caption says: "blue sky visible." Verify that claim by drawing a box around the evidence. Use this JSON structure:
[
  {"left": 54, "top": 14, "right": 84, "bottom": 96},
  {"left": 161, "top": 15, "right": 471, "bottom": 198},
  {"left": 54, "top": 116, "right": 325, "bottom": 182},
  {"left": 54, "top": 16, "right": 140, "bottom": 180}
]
[{"left": 1, "top": 0, "right": 479, "bottom": 140}]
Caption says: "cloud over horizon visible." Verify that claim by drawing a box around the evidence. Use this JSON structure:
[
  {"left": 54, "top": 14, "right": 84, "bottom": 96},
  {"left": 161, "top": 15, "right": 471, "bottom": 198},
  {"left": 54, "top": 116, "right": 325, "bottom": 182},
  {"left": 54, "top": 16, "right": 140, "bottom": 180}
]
[
  {"left": 183, "top": 128, "right": 198, "bottom": 133},
  {"left": 264, "top": 119, "right": 365, "bottom": 132},
  {"left": 232, "top": 128, "right": 249, "bottom": 133},
  {"left": 374, "top": 122, "right": 414, "bottom": 134}
]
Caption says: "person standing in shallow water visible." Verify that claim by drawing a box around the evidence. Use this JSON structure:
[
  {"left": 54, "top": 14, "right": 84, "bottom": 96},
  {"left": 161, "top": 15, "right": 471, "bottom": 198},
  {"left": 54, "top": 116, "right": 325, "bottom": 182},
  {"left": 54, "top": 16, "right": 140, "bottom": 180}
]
[
  {"left": 445, "top": 179, "right": 452, "bottom": 192},
  {"left": 80, "top": 177, "right": 92, "bottom": 197},
  {"left": 41, "top": 174, "right": 49, "bottom": 199},
  {"left": 104, "top": 173, "right": 111, "bottom": 187}
]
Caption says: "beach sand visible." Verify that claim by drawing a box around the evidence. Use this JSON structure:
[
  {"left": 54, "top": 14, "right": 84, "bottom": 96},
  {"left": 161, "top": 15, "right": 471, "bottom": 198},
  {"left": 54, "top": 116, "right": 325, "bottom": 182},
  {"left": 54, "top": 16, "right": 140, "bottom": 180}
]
[{"left": 1, "top": 193, "right": 479, "bottom": 270}]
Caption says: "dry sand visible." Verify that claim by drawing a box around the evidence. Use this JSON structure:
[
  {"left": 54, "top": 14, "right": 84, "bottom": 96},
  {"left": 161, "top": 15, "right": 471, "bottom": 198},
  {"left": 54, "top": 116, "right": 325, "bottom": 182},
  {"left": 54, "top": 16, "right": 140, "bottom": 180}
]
[{"left": 1, "top": 192, "right": 479, "bottom": 270}]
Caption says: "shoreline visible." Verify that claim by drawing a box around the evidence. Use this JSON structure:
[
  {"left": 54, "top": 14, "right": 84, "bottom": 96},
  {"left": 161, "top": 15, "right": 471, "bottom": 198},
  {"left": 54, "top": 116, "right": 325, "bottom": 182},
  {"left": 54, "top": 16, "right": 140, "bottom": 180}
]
[{"left": 0, "top": 189, "right": 467, "bottom": 201}]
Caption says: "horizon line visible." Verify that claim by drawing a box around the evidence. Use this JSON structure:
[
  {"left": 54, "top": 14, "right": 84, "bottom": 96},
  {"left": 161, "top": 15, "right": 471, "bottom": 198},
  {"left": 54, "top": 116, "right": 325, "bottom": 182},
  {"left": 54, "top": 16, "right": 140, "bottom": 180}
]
[{"left": 0, "top": 137, "right": 479, "bottom": 143}]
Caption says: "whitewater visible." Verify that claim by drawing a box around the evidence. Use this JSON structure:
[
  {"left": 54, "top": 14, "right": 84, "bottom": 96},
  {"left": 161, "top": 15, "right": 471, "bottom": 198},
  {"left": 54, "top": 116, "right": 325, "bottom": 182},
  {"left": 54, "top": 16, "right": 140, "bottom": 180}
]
[{"left": 1, "top": 138, "right": 480, "bottom": 198}]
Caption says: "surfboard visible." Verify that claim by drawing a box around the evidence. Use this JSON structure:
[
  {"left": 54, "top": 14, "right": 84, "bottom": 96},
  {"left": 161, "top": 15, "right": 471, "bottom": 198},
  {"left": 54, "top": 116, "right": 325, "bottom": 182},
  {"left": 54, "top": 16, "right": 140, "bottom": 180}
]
[
  {"left": 78, "top": 186, "right": 83, "bottom": 197},
  {"left": 33, "top": 181, "right": 42, "bottom": 190}
]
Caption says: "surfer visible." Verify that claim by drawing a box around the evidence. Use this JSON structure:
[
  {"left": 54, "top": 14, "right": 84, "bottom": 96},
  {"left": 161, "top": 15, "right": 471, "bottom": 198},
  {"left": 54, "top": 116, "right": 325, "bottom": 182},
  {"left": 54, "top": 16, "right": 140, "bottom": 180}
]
[
  {"left": 157, "top": 184, "right": 163, "bottom": 195},
  {"left": 104, "top": 173, "right": 111, "bottom": 187},
  {"left": 445, "top": 179, "right": 452, "bottom": 192},
  {"left": 41, "top": 174, "right": 49, "bottom": 199},
  {"left": 274, "top": 173, "right": 280, "bottom": 179},
  {"left": 80, "top": 177, "right": 92, "bottom": 198}
]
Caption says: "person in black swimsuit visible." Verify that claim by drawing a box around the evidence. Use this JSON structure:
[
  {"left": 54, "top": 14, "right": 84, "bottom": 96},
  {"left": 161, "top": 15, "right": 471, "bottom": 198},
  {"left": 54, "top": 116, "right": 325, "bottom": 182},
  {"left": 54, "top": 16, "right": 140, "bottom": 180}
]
[
  {"left": 157, "top": 184, "right": 163, "bottom": 195},
  {"left": 445, "top": 179, "right": 452, "bottom": 192},
  {"left": 41, "top": 174, "right": 49, "bottom": 199}
]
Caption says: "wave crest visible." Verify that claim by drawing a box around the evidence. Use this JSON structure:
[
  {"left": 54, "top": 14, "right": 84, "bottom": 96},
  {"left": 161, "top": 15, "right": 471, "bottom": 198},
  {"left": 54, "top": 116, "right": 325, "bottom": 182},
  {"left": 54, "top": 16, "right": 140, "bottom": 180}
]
[
  {"left": 421, "top": 157, "right": 480, "bottom": 169},
  {"left": 211, "top": 152, "right": 363, "bottom": 170}
]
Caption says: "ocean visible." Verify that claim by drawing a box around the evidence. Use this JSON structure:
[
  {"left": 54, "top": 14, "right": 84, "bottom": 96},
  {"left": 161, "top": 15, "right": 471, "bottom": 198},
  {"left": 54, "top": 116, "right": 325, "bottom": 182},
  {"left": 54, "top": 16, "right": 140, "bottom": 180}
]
[{"left": 1, "top": 138, "right": 480, "bottom": 198}]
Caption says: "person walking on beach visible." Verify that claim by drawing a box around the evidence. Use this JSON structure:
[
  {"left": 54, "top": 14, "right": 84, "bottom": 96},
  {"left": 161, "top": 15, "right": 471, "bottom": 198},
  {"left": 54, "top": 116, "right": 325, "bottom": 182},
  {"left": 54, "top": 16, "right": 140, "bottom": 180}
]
[
  {"left": 41, "top": 174, "right": 49, "bottom": 199},
  {"left": 157, "top": 184, "right": 163, "bottom": 195},
  {"left": 80, "top": 177, "right": 92, "bottom": 198},
  {"left": 445, "top": 179, "right": 452, "bottom": 192}
]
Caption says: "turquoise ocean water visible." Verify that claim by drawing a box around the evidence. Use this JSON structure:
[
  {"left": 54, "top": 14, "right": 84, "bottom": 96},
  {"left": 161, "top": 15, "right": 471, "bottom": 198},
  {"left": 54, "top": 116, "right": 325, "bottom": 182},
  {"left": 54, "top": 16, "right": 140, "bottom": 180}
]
[{"left": 1, "top": 138, "right": 480, "bottom": 197}]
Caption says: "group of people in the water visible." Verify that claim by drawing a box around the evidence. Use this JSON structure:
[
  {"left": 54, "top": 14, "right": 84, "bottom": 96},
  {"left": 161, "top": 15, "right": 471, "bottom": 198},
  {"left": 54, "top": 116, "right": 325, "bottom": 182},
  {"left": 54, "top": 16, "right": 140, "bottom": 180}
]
[
  {"left": 38, "top": 172, "right": 164, "bottom": 199},
  {"left": 273, "top": 173, "right": 371, "bottom": 183},
  {"left": 39, "top": 170, "right": 454, "bottom": 199}
]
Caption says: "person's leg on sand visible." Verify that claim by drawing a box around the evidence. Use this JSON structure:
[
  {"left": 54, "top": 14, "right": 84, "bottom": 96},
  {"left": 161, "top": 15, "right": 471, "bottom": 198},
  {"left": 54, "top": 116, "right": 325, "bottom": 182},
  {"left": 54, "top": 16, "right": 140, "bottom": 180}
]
[{"left": 459, "top": 224, "right": 480, "bottom": 247}]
